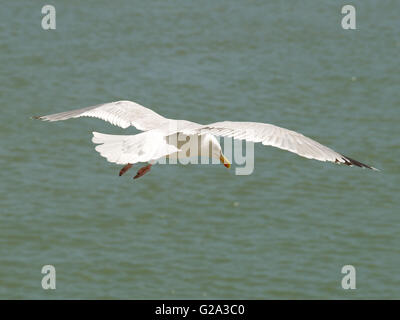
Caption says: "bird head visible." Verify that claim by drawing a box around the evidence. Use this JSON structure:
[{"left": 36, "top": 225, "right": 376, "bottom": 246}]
[{"left": 200, "top": 134, "right": 231, "bottom": 168}]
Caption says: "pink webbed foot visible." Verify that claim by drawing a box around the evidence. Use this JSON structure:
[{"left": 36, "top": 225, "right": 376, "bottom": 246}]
[
  {"left": 133, "top": 164, "right": 152, "bottom": 179},
  {"left": 119, "top": 163, "right": 133, "bottom": 176}
]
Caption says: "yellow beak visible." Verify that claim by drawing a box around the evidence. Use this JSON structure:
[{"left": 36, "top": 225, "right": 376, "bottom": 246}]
[{"left": 220, "top": 155, "right": 231, "bottom": 168}]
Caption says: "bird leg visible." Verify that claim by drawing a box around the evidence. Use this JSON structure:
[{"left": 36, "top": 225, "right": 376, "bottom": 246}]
[
  {"left": 119, "top": 163, "right": 133, "bottom": 176},
  {"left": 133, "top": 164, "right": 152, "bottom": 179}
]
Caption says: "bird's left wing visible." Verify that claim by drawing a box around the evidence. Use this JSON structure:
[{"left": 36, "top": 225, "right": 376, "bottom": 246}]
[
  {"left": 190, "top": 121, "right": 377, "bottom": 170},
  {"left": 34, "top": 100, "right": 169, "bottom": 131}
]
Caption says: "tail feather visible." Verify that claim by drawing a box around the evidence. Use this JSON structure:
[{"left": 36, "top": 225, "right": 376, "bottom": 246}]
[{"left": 92, "top": 131, "right": 179, "bottom": 165}]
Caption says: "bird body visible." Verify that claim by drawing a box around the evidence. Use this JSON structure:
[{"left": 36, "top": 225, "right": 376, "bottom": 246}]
[{"left": 34, "top": 100, "right": 377, "bottom": 178}]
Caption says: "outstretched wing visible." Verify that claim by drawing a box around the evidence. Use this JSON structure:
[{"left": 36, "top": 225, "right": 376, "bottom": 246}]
[
  {"left": 34, "top": 100, "right": 169, "bottom": 131},
  {"left": 92, "top": 130, "right": 180, "bottom": 165},
  {"left": 192, "top": 121, "right": 377, "bottom": 170}
]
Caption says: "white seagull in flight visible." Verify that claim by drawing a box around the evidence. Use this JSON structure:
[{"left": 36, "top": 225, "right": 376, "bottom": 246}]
[{"left": 34, "top": 100, "right": 378, "bottom": 179}]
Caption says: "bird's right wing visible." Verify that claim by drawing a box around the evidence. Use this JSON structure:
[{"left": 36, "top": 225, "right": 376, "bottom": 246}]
[
  {"left": 92, "top": 130, "right": 180, "bottom": 165},
  {"left": 191, "top": 121, "right": 377, "bottom": 170},
  {"left": 34, "top": 100, "right": 169, "bottom": 131}
]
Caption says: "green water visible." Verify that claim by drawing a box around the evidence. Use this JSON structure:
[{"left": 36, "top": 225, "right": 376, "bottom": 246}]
[{"left": 1, "top": 0, "right": 399, "bottom": 299}]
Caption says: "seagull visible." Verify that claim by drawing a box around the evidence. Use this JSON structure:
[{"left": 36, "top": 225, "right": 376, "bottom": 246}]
[{"left": 34, "top": 100, "right": 378, "bottom": 179}]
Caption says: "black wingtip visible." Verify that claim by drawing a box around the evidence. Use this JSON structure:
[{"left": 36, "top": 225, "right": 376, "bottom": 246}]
[{"left": 340, "top": 155, "right": 379, "bottom": 171}]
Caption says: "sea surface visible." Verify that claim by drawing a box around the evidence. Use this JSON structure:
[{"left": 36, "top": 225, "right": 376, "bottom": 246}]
[{"left": 0, "top": 0, "right": 399, "bottom": 299}]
